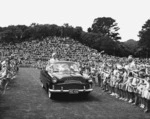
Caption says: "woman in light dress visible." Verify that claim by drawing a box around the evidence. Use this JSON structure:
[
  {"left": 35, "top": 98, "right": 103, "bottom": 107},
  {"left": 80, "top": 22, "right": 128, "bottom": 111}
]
[{"left": 143, "top": 77, "right": 150, "bottom": 112}]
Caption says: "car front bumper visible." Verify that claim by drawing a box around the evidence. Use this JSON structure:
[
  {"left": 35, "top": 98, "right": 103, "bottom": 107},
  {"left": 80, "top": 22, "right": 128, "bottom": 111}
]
[{"left": 49, "top": 88, "right": 93, "bottom": 93}]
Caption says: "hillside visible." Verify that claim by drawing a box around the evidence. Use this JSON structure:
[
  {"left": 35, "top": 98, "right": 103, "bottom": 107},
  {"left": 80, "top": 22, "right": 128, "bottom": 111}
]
[{"left": 121, "top": 39, "right": 138, "bottom": 53}]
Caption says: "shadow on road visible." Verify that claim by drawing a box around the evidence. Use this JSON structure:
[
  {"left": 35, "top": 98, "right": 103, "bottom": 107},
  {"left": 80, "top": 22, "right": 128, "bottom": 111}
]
[{"left": 51, "top": 93, "right": 101, "bottom": 103}]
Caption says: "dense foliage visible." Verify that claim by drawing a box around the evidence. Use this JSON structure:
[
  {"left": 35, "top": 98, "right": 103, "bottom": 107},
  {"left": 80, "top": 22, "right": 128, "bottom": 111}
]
[
  {"left": 0, "top": 17, "right": 150, "bottom": 57},
  {"left": 137, "top": 19, "right": 150, "bottom": 58},
  {"left": 88, "top": 17, "right": 121, "bottom": 41}
]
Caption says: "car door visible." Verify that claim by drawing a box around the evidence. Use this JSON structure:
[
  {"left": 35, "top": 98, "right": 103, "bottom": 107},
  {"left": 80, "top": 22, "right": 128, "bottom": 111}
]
[{"left": 42, "top": 65, "right": 52, "bottom": 88}]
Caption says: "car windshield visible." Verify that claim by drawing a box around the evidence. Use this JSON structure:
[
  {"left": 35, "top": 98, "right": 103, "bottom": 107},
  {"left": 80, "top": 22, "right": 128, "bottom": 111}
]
[{"left": 52, "top": 62, "right": 79, "bottom": 73}]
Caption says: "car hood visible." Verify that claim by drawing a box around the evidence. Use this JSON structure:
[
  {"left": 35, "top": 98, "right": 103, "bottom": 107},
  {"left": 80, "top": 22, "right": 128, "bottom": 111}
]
[
  {"left": 52, "top": 72, "right": 82, "bottom": 79},
  {"left": 52, "top": 72, "right": 87, "bottom": 83}
]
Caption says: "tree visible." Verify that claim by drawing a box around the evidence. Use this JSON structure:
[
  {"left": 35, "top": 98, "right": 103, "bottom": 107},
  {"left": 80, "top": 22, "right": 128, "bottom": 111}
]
[
  {"left": 87, "top": 27, "right": 92, "bottom": 32},
  {"left": 62, "top": 23, "right": 74, "bottom": 38},
  {"left": 72, "top": 26, "right": 83, "bottom": 40},
  {"left": 0, "top": 25, "right": 27, "bottom": 43},
  {"left": 138, "top": 19, "right": 150, "bottom": 47},
  {"left": 137, "top": 19, "right": 150, "bottom": 58},
  {"left": 90, "top": 17, "right": 121, "bottom": 41}
]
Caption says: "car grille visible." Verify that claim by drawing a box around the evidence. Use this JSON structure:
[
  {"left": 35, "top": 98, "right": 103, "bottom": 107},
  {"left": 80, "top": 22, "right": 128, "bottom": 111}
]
[
  {"left": 64, "top": 80, "right": 82, "bottom": 84},
  {"left": 54, "top": 83, "right": 91, "bottom": 90},
  {"left": 61, "top": 77, "right": 86, "bottom": 83}
]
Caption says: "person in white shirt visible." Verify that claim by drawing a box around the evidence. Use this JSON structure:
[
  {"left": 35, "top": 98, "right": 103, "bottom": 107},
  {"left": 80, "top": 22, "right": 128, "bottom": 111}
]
[
  {"left": 143, "top": 77, "right": 150, "bottom": 112},
  {"left": 48, "top": 53, "right": 58, "bottom": 64},
  {"left": 128, "top": 55, "right": 136, "bottom": 73},
  {"left": 0, "top": 60, "right": 8, "bottom": 94},
  {"left": 46, "top": 52, "right": 58, "bottom": 72}
]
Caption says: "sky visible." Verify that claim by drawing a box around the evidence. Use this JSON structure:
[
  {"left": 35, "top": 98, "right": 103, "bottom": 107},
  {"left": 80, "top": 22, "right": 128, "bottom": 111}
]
[{"left": 0, "top": 0, "right": 150, "bottom": 41}]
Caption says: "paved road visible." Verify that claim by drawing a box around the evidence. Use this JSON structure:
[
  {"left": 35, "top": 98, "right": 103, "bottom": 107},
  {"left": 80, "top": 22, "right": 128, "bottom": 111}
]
[{"left": 0, "top": 68, "right": 150, "bottom": 119}]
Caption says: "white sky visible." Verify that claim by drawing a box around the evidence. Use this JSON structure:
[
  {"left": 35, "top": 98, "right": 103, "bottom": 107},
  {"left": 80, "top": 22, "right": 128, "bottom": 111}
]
[{"left": 0, "top": 0, "right": 150, "bottom": 41}]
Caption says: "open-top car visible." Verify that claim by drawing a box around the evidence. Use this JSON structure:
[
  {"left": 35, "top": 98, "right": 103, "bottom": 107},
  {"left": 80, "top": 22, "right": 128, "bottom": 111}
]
[{"left": 40, "top": 61, "right": 93, "bottom": 99}]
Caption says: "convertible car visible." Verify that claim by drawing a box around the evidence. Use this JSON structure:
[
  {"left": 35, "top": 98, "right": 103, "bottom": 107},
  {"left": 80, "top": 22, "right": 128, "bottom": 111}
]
[{"left": 40, "top": 61, "right": 93, "bottom": 99}]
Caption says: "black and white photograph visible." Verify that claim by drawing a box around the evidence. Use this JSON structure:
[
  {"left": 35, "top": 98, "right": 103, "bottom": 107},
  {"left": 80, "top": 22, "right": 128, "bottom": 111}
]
[{"left": 0, "top": 0, "right": 150, "bottom": 119}]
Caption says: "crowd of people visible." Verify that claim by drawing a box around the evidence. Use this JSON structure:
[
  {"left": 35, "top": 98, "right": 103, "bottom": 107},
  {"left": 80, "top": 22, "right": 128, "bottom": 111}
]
[
  {"left": 0, "top": 36, "right": 98, "bottom": 94},
  {"left": 95, "top": 56, "right": 150, "bottom": 113},
  {"left": 0, "top": 37, "right": 99, "bottom": 69},
  {"left": 0, "top": 55, "right": 19, "bottom": 95},
  {"left": 0, "top": 36, "right": 150, "bottom": 113}
]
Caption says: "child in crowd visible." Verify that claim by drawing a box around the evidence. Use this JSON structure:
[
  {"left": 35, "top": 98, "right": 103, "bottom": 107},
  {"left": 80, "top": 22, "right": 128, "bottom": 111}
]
[
  {"left": 137, "top": 76, "right": 147, "bottom": 109},
  {"left": 126, "top": 72, "right": 134, "bottom": 103},
  {"left": 120, "top": 68, "right": 128, "bottom": 101},
  {"left": 132, "top": 75, "right": 140, "bottom": 106},
  {"left": 110, "top": 65, "right": 118, "bottom": 96},
  {"left": 143, "top": 77, "right": 150, "bottom": 112}
]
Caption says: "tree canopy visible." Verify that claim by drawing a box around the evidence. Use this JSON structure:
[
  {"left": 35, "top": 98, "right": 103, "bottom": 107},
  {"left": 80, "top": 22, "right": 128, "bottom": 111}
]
[
  {"left": 136, "top": 19, "right": 150, "bottom": 57},
  {"left": 89, "top": 17, "right": 121, "bottom": 41},
  {"left": 1, "top": 16, "right": 150, "bottom": 57},
  {"left": 138, "top": 19, "right": 150, "bottom": 47}
]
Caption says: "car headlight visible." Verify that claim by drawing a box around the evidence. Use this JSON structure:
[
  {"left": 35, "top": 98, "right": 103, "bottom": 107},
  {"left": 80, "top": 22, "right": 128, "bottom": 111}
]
[{"left": 52, "top": 77, "right": 57, "bottom": 83}]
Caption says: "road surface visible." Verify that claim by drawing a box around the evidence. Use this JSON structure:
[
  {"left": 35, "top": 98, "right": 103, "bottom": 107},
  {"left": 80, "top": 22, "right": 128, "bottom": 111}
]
[{"left": 0, "top": 68, "right": 150, "bottom": 119}]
